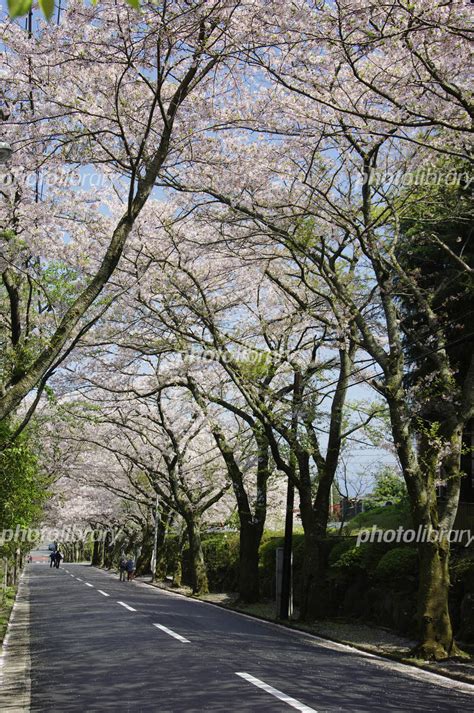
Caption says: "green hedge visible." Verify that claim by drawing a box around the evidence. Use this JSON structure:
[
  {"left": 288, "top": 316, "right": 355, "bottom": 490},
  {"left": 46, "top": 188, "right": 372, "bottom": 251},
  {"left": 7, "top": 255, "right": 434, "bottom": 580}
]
[
  {"left": 202, "top": 533, "right": 240, "bottom": 592},
  {"left": 329, "top": 541, "right": 391, "bottom": 577},
  {"left": 342, "top": 502, "right": 412, "bottom": 534},
  {"left": 375, "top": 547, "right": 419, "bottom": 581}
]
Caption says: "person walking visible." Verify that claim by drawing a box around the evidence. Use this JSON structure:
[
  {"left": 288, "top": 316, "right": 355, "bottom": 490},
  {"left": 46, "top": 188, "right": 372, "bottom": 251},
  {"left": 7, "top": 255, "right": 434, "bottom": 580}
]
[
  {"left": 126, "top": 557, "right": 135, "bottom": 581},
  {"left": 54, "top": 549, "right": 62, "bottom": 569},
  {"left": 119, "top": 556, "right": 127, "bottom": 582},
  {"left": 49, "top": 551, "right": 55, "bottom": 568}
]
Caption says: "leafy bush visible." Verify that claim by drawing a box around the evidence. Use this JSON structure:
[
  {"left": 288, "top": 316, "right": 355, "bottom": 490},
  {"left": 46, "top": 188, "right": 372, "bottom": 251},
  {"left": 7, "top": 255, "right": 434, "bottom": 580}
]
[
  {"left": 364, "top": 466, "right": 407, "bottom": 509},
  {"left": 329, "top": 541, "right": 388, "bottom": 574},
  {"left": 328, "top": 539, "right": 355, "bottom": 566},
  {"left": 259, "top": 533, "right": 305, "bottom": 601},
  {"left": 450, "top": 552, "right": 474, "bottom": 584},
  {"left": 342, "top": 501, "right": 412, "bottom": 535},
  {"left": 375, "top": 547, "right": 418, "bottom": 582},
  {"left": 332, "top": 546, "right": 365, "bottom": 571},
  {"left": 0, "top": 420, "right": 48, "bottom": 558},
  {"left": 201, "top": 533, "right": 240, "bottom": 591}
]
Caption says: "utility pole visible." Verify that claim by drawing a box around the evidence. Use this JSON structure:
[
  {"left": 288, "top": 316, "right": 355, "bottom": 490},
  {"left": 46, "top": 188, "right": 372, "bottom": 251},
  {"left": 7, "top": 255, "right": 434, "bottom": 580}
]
[
  {"left": 150, "top": 493, "right": 160, "bottom": 582},
  {"left": 279, "top": 475, "right": 294, "bottom": 620},
  {"left": 279, "top": 370, "right": 302, "bottom": 620}
]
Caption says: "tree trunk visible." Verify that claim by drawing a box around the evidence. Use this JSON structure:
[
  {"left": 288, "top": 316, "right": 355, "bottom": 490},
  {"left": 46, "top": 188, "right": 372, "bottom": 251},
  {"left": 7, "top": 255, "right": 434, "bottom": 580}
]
[
  {"left": 298, "top": 469, "right": 332, "bottom": 621},
  {"left": 102, "top": 532, "right": 114, "bottom": 568},
  {"left": 299, "top": 520, "right": 326, "bottom": 621},
  {"left": 169, "top": 528, "right": 186, "bottom": 586},
  {"left": 136, "top": 525, "right": 153, "bottom": 576},
  {"left": 238, "top": 520, "right": 264, "bottom": 603},
  {"left": 171, "top": 555, "right": 182, "bottom": 587},
  {"left": 392, "top": 403, "right": 467, "bottom": 660},
  {"left": 414, "top": 536, "right": 462, "bottom": 660},
  {"left": 410, "top": 443, "right": 466, "bottom": 660},
  {"left": 91, "top": 538, "right": 101, "bottom": 566},
  {"left": 155, "top": 511, "right": 170, "bottom": 580},
  {"left": 186, "top": 520, "right": 208, "bottom": 595}
]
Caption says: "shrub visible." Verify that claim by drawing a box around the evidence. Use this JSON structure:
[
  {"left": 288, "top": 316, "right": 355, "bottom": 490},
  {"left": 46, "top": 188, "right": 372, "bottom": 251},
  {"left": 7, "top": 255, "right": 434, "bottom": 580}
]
[
  {"left": 342, "top": 502, "right": 412, "bottom": 535},
  {"left": 328, "top": 539, "right": 355, "bottom": 566},
  {"left": 450, "top": 552, "right": 474, "bottom": 585},
  {"left": 201, "top": 533, "right": 240, "bottom": 592},
  {"left": 330, "top": 542, "right": 387, "bottom": 575},
  {"left": 332, "top": 545, "right": 365, "bottom": 571},
  {"left": 375, "top": 547, "right": 418, "bottom": 582}
]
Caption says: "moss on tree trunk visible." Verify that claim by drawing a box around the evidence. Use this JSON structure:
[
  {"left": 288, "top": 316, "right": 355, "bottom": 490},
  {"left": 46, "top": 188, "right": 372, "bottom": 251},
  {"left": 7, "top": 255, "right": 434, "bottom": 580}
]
[
  {"left": 413, "top": 538, "right": 460, "bottom": 660},
  {"left": 187, "top": 521, "right": 208, "bottom": 595},
  {"left": 238, "top": 520, "right": 264, "bottom": 604}
]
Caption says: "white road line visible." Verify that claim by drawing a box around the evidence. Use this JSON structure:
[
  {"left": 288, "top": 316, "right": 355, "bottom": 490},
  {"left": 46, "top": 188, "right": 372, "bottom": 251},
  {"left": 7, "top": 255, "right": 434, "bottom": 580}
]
[
  {"left": 97, "top": 590, "right": 110, "bottom": 597},
  {"left": 236, "top": 673, "right": 317, "bottom": 713},
  {"left": 117, "top": 601, "right": 136, "bottom": 612},
  {"left": 152, "top": 623, "right": 190, "bottom": 643},
  {"left": 76, "top": 578, "right": 83, "bottom": 582},
  {"left": 85, "top": 583, "right": 94, "bottom": 588}
]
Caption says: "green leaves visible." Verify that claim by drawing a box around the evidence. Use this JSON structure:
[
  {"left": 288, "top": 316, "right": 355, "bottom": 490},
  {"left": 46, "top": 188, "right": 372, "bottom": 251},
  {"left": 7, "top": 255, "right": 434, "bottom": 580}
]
[
  {"left": 39, "top": 0, "right": 55, "bottom": 20},
  {"left": 0, "top": 420, "right": 48, "bottom": 551},
  {"left": 7, "top": 0, "right": 32, "bottom": 19},
  {"left": 6, "top": 0, "right": 141, "bottom": 21}
]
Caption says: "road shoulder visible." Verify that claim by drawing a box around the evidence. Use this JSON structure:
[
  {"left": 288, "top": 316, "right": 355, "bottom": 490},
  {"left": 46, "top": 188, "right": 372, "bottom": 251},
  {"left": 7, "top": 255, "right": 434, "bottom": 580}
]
[{"left": 0, "top": 569, "right": 31, "bottom": 712}]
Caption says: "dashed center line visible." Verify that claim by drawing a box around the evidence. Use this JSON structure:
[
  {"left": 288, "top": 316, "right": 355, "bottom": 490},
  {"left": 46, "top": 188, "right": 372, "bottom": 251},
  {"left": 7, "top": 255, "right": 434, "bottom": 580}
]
[
  {"left": 85, "top": 583, "right": 94, "bottom": 588},
  {"left": 117, "top": 601, "right": 136, "bottom": 612},
  {"left": 76, "top": 578, "right": 83, "bottom": 582},
  {"left": 236, "top": 673, "right": 317, "bottom": 713},
  {"left": 97, "top": 590, "right": 110, "bottom": 597},
  {"left": 152, "top": 623, "right": 190, "bottom": 643}
]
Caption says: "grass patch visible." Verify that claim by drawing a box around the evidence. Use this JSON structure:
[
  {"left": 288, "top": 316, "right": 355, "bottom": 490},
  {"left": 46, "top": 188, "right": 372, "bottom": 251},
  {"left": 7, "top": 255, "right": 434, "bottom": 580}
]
[
  {"left": 342, "top": 502, "right": 412, "bottom": 534},
  {"left": 0, "top": 586, "right": 16, "bottom": 645},
  {"left": 233, "top": 601, "right": 277, "bottom": 619}
]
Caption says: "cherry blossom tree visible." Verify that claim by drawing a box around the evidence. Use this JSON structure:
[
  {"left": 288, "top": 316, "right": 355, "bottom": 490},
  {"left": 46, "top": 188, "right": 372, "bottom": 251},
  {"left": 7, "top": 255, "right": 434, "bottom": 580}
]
[
  {"left": 154, "top": 1, "right": 472, "bottom": 657},
  {"left": 1, "top": 0, "right": 246, "bottom": 425},
  {"left": 2, "top": 0, "right": 469, "bottom": 661},
  {"left": 99, "top": 216, "right": 385, "bottom": 613},
  {"left": 54, "top": 380, "right": 232, "bottom": 593}
]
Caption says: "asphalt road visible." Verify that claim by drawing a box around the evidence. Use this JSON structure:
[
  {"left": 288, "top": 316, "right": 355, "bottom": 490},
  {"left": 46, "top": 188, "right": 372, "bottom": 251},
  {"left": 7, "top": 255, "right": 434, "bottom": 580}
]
[{"left": 23, "top": 558, "right": 474, "bottom": 712}]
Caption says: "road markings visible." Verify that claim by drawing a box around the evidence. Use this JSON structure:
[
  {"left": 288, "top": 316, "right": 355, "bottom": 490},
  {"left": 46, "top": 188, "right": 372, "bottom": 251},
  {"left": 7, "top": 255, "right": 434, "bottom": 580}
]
[
  {"left": 97, "top": 590, "right": 110, "bottom": 597},
  {"left": 236, "top": 673, "right": 317, "bottom": 713},
  {"left": 152, "top": 623, "right": 190, "bottom": 643},
  {"left": 76, "top": 578, "right": 83, "bottom": 582},
  {"left": 85, "top": 583, "right": 94, "bottom": 588},
  {"left": 117, "top": 601, "right": 136, "bottom": 612}
]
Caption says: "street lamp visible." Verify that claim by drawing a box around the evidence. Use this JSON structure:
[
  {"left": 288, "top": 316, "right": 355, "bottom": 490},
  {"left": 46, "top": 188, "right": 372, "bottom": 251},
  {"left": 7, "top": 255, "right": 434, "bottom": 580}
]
[{"left": 0, "top": 141, "right": 12, "bottom": 164}]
